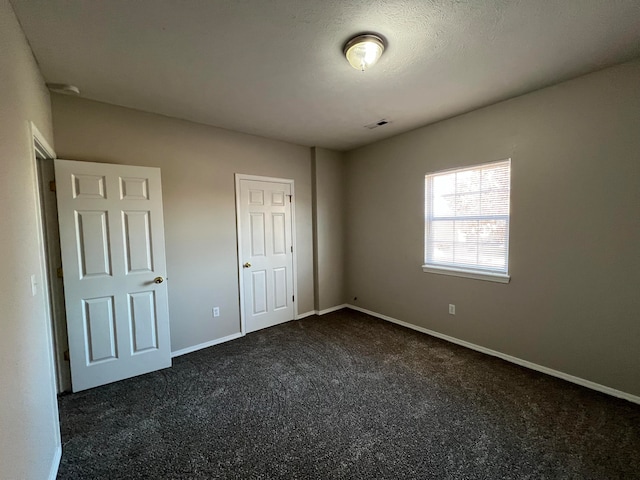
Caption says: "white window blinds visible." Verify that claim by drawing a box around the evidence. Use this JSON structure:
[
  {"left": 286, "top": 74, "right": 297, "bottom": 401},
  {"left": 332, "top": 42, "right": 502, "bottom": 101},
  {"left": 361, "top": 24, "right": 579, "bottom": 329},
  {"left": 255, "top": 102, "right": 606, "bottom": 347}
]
[{"left": 424, "top": 159, "right": 511, "bottom": 277}]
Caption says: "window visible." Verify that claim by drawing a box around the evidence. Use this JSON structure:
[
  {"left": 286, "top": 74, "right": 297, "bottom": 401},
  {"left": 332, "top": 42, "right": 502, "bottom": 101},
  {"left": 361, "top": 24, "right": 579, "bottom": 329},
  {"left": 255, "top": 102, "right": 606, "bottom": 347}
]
[{"left": 424, "top": 159, "right": 511, "bottom": 283}]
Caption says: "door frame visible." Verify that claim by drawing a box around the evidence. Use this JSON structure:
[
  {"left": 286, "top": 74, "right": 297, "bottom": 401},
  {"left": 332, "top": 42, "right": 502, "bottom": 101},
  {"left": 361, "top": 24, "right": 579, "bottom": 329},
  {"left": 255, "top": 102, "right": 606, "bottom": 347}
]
[
  {"left": 234, "top": 174, "right": 298, "bottom": 335},
  {"left": 29, "top": 122, "right": 64, "bottom": 395}
]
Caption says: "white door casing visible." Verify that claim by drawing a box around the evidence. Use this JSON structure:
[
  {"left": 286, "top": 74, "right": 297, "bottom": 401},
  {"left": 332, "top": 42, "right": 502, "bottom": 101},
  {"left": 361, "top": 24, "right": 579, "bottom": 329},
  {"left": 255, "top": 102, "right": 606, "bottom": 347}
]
[
  {"left": 236, "top": 175, "right": 296, "bottom": 334},
  {"left": 55, "top": 159, "right": 171, "bottom": 392}
]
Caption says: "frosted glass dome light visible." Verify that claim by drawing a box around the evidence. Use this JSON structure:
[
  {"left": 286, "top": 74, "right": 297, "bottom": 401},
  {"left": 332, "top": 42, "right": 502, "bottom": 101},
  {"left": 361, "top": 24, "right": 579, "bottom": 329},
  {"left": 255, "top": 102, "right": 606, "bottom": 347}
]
[{"left": 344, "top": 34, "right": 386, "bottom": 71}]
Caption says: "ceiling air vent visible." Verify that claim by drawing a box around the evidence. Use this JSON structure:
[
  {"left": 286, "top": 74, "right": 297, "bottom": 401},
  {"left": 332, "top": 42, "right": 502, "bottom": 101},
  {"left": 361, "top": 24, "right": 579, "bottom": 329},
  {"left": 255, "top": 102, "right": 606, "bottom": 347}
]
[{"left": 364, "top": 119, "right": 391, "bottom": 130}]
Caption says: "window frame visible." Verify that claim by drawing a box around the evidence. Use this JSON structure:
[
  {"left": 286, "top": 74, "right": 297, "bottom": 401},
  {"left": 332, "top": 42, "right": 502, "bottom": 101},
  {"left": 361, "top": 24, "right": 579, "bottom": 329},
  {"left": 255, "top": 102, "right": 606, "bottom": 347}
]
[{"left": 423, "top": 159, "right": 511, "bottom": 284}]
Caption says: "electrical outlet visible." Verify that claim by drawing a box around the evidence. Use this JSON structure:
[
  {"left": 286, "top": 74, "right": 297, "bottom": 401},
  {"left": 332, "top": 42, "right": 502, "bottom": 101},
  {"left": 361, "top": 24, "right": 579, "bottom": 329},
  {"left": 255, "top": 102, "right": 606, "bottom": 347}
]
[
  {"left": 213, "top": 307, "right": 220, "bottom": 318},
  {"left": 448, "top": 304, "right": 456, "bottom": 315}
]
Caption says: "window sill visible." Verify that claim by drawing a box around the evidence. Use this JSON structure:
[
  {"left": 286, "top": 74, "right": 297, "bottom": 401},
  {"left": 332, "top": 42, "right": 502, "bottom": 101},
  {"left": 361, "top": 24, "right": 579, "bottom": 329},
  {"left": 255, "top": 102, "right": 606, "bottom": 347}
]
[{"left": 422, "top": 265, "right": 510, "bottom": 283}]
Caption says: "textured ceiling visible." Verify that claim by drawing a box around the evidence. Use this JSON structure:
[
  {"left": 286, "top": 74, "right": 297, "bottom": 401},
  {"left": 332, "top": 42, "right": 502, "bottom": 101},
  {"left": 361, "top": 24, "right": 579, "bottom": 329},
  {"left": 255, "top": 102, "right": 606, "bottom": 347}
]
[{"left": 10, "top": 0, "right": 640, "bottom": 151}]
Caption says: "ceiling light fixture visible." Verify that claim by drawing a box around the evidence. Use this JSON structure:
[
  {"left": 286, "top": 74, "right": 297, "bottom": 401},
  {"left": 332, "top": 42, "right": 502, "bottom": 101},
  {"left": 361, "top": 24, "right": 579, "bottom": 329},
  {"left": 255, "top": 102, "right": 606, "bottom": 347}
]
[{"left": 343, "top": 34, "right": 386, "bottom": 71}]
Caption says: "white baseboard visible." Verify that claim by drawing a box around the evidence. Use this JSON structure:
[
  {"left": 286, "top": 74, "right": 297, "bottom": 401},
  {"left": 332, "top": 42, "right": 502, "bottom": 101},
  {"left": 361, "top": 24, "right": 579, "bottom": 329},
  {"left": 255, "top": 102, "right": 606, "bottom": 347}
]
[
  {"left": 171, "top": 306, "right": 349, "bottom": 356},
  {"left": 296, "top": 304, "right": 349, "bottom": 319},
  {"left": 347, "top": 304, "right": 640, "bottom": 405},
  {"left": 171, "top": 332, "right": 244, "bottom": 358},
  {"left": 318, "top": 304, "right": 348, "bottom": 315},
  {"left": 48, "top": 444, "right": 62, "bottom": 480}
]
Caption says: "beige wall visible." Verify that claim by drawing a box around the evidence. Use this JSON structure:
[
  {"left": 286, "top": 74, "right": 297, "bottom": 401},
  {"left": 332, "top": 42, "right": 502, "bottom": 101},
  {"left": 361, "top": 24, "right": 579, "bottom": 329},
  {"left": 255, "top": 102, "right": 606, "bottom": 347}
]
[
  {"left": 0, "top": 0, "right": 61, "bottom": 478},
  {"left": 51, "top": 95, "right": 314, "bottom": 352},
  {"left": 312, "top": 147, "right": 346, "bottom": 311},
  {"left": 7, "top": 6, "right": 637, "bottom": 479},
  {"left": 345, "top": 60, "right": 640, "bottom": 397}
]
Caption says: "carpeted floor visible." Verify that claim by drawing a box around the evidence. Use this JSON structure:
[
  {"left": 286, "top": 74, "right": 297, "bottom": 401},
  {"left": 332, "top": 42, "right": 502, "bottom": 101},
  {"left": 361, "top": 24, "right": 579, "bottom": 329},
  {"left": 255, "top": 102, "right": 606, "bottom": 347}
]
[{"left": 57, "top": 309, "right": 640, "bottom": 479}]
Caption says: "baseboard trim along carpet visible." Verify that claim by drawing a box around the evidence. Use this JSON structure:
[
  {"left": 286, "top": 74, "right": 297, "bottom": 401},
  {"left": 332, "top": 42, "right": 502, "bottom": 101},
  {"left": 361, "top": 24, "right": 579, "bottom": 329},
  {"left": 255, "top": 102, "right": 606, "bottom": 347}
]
[
  {"left": 297, "top": 304, "right": 349, "bottom": 319},
  {"left": 172, "top": 307, "right": 348, "bottom": 358},
  {"left": 318, "top": 304, "right": 349, "bottom": 315},
  {"left": 171, "top": 332, "right": 244, "bottom": 358},
  {"left": 346, "top": 304, "right": 640, "bottom": 405},
  {"left": 48, "top": 444, "right": 62, "bottom": 480}
]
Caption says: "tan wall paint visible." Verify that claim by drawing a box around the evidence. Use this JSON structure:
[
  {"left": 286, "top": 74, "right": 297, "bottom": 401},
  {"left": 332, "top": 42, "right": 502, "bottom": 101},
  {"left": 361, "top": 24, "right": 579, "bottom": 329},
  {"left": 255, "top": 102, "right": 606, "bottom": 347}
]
[
  {"left": 345, "top": 60, "right": 640, "bottom": 397},
  {"left": 51, "top": 95, "right": 314, "bottom": 352},
  {"left": 312, "top": 147, "right": 346, "bottom": 311},
  {"left": 0, "top": 0, "right": 61, "bottom": 477}
]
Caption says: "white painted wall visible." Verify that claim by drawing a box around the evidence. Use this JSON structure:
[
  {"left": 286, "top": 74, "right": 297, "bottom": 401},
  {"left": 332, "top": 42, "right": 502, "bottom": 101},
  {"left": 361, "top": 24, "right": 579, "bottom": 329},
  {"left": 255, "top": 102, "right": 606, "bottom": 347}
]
[
  {"left": 345, "top": 59, "right": 640, "bottom": 398},
  {"left": 0, "top": 0, "right": 61, "bottom": 478},
  {"left": 51, "top": 95, "right": 315, "bottom": 353}
]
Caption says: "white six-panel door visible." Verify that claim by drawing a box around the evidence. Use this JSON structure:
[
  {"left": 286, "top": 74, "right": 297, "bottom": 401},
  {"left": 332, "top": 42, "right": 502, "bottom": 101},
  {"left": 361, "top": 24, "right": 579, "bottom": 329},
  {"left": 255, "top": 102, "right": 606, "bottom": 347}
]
[
  {"left": 237, "top": 176, "right": 295, "bottom": 333},
  {"left": 55, "top": 160, "right": 171, "bottom": 392}
]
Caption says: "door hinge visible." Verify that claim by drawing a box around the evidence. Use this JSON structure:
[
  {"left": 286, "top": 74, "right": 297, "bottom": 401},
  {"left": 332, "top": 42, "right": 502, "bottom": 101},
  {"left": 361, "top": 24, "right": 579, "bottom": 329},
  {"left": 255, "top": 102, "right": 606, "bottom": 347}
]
[
  {"left": 292, "top": 295, "right": 295, "bottom": 302},
  {"left": 63, "top": 349, "right": 70, "bottom": 361},
  {"left": 49, "top": 180, "right": 56, "bottom": 192},
  {"left": 287, "top": 194, "right": 292, "bottom": 203},
  {"left": 290, "top": 246, "right": 293, "bottom": 253},
  {"left": 56, "top": 267, "right": 63, "bottom": 278}
]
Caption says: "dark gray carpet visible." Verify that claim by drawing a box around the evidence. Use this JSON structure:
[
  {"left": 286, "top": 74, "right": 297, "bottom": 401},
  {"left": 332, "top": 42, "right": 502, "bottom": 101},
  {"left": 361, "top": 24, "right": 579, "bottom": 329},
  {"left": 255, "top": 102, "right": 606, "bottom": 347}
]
[{"left": 57, "top": 309, "right": 640, "bottom": 479}]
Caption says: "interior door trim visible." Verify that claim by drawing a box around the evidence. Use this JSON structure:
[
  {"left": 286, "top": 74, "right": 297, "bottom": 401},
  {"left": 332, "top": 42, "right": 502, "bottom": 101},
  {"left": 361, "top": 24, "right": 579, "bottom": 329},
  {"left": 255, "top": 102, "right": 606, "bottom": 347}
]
[{"left": 29, "top": 121, "right": 63, "bottom": 399}]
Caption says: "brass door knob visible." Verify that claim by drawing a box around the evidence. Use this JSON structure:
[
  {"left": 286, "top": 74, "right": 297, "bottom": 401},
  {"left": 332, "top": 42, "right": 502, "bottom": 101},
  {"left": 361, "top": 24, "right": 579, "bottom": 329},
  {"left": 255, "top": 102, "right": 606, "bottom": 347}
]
[
  {"left": 154, "top": 276, "right": 164, "bottom": 284},
  {"left": 243, "top": 262, "right": 252, "bottom": 268}
]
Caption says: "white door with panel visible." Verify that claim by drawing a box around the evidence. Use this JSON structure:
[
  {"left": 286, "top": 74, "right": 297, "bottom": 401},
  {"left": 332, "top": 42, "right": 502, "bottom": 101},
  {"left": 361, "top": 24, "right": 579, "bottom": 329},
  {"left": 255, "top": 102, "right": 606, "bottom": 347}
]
[
  {"left": 55, "top": 159, "right": 171, "bottom": 392},
  {"left": 237, "top": 176, "right": 295, "bottom": 333}
]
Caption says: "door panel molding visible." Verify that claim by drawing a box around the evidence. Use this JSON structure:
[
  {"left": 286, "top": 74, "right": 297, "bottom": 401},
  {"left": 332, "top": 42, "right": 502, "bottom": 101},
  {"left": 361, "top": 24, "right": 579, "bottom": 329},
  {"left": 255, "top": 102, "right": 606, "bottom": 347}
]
[
  {"left": 235, "top": 174, "right": 298, "bottom": 335},
  {"left": 56, "top": 159, "right": 171, "bottom": 392}
]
